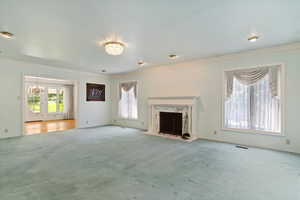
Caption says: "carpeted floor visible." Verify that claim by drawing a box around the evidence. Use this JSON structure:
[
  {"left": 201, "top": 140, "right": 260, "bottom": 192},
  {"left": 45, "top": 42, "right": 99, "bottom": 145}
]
[{"left": 0, "top": 126, "right": 299, "bottom": 200}]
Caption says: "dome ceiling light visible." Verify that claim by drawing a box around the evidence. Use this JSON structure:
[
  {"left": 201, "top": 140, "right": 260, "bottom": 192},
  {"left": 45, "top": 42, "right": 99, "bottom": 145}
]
[
  {"left": 103, "top": 41, "right": 125, "bottom": 56},
  {"left": 168, "top": 54, "right": 178, "bottom": 59},
  {"left": 0, "top": 31, "right": 14, "bottom": 39},
  {"left": 137, "top": 60, "right": 145, "bottom": 66},
  {"left": 248, "top": 35, "right": 259, "bottom": 42}
]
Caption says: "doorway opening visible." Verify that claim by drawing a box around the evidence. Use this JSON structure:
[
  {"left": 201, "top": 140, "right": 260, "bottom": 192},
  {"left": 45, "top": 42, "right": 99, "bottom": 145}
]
[{"left": 23, "top": 76, "right": 77, "bottom": 135}]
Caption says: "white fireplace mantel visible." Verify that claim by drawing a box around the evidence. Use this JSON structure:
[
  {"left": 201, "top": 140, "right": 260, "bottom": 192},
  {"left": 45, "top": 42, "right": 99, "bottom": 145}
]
[
  {"left": 147, "top": 96, "right": 200, "bottom": 140},
  {"left": 148, "top": 96, "right": 199, "bottom": 105}
]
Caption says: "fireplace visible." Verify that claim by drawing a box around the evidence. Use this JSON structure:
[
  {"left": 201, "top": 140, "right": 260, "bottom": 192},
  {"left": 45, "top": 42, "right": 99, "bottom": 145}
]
[
  {"left": 159, "top": 112, "right": 182, "bottom": 136},
  {"left": 147, "top": 96, "right": 200, "bottom": 141}
]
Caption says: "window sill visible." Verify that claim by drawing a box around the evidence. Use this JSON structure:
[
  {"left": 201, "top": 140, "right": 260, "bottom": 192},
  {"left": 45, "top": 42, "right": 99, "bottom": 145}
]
[{"left": 221, "top": 128, "right": 284, "bottom": 137}]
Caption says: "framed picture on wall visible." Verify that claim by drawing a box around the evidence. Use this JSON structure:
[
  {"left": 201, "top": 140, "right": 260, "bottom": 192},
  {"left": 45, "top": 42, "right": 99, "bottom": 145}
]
[{"left": 86, "top": 83, "right": 105, "bottom": 101}]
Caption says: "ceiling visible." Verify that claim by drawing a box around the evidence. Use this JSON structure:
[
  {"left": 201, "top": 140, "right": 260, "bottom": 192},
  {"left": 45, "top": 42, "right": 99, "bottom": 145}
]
[{"left": 0, "top": 0, "right": 300, "bottom": 74}]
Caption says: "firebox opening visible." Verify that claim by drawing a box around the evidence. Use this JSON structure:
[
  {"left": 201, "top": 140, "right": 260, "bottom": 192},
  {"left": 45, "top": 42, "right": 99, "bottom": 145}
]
[{"left": 159, "top": 112, "right": 182, "bottom": 136}]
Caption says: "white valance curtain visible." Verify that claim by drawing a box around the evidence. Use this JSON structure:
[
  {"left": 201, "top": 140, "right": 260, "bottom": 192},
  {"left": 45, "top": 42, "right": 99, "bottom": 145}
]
[
  {"left": 64, "top": 85, "right": 74, "bottom": 119},
  {"left": 119, "top": 81, "right": 138, "bottom": 119},
  {"left": 226, "top": 65, "right": 280, "bottom": 98},
  {"left": 119, "top": 82, "right": 137, "bottom": 99}
]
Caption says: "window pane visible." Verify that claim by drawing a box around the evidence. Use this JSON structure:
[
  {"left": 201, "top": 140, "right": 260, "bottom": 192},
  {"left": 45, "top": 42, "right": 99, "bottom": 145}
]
[
  {"left": 27, "top": 87, "right": 41, "bottom": 113},
  {"left": 48, "top": 88, "right": 57, "bottom": 113},
  {"left": 59, "top": 89, "right": 64, "bottom": 113}
]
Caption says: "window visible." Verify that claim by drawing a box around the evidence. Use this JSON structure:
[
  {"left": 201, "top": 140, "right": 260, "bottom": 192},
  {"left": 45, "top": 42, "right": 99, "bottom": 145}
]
[
  {"left": 118, "top": 81, "right": 138, "bottom": 119},
  {"left": 223, "top": 65, "right": 282, "bottom": 134},
  {"left": 27, "top": 86, "right": 42, "bottom": 113},
  {"left": 48, "top": 88, "right": 65, "bottom": 113},
  {"left": 48, "top": 88, "right": 57, "bottom": 113}
]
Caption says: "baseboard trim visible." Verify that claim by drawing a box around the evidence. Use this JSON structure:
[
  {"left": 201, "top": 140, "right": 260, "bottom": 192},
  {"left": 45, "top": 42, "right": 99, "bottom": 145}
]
[{"left": 198, "top": 136, "right": 299, "bottom": 155}]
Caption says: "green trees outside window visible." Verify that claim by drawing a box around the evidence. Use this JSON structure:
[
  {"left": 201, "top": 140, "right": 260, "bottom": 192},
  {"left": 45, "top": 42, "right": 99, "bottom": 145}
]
[{"left": 27, "top": 87, "right": 41, "bottom": 113}]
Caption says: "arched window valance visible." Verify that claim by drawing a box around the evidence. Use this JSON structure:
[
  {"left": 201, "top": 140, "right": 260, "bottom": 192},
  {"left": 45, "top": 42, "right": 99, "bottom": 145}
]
[{"left": 226, "top": 65, "right": 280, "bottom": 98}]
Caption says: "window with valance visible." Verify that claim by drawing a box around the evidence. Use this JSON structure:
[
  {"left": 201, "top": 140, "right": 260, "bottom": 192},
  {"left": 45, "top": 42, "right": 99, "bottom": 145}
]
[
  {"left": 118, "top": 81, "right": 138, "bottom": 119},
  {"left": 223, "top": 65, "right": 282, "bottom": 134}
]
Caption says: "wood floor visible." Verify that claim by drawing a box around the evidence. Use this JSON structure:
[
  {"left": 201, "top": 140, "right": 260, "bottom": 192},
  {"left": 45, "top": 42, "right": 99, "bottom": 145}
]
[{"left": 24, "top": 120, "right": 76, "bottom": 135}]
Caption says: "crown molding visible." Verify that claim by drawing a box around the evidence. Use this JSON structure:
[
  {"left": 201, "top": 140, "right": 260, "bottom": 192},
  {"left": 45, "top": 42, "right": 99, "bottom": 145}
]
[
  {"left": 113, "top": 42, "right": 300, "bottom": 76},
  {"left": 200, "top": 42, "right": 300, "bottom": 63}
]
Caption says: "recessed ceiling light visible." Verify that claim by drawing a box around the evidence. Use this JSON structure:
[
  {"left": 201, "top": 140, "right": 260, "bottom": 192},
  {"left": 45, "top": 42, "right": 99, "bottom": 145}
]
[
  {"left": 137, "top": 60, "right": 145, "bottom": 66},
  {"left": 168, "top": 54, "right": 178, "bottom": 59},
  {"left": 103, "top": 41, "right": 125, "bottom": 56},
  {"left": 0, "top": 31, "right": 14, "bottom": 39},
  {"left": 248, "top": 35, "right": 259, "bottom": 42}
]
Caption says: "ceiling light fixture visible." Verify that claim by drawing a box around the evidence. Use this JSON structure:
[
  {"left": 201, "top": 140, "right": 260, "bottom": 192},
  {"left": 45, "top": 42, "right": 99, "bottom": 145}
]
[
  {"left": 168, "top": 54, "right": 178, "bottom": 59},
  {"left": 137, "top": 60, "right": 145, "bottom": 66},
  {"left": 0, "top": 31, "right": 14, "bottom": 39},
  {"left": 248, "top": 35, "right": 259, "bottom": 42},
  {"left": 104, "top": 41, "right": 125, "bottom": 56}
]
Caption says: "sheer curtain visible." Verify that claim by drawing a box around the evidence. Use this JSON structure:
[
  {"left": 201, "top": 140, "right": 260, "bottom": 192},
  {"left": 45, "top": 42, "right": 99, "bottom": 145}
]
[
  {"left": 225, "top": 77, "right": 251, "bottom": 129},
  {"left": 224, "top": 67, "right": 281, "bottom": 133},
  {"left": 251, "top": 75, "right": 281, "bottom": 132},
  {"left": 119, "top": 82, "right": 138, "bottom": 119},
  {"left": 63, "top": 85, "right": 74, "bottom": 119}
]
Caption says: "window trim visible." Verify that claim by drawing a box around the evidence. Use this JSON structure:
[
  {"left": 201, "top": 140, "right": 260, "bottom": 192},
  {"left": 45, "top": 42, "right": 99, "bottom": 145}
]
[
  {"left": 117, "top": 80, "right": 139, "bottom": 120},
  {"left": 221, "top": 63, "right": 286, "bottom": 136}
]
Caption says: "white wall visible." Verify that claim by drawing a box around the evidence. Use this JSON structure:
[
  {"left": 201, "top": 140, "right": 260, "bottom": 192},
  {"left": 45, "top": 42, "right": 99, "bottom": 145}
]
[
  {"left": 111, "top": 43, "right": 300, "bottom": 154},
  {"left": 0, "top": 57, "right": 112, "bottom": 138}
]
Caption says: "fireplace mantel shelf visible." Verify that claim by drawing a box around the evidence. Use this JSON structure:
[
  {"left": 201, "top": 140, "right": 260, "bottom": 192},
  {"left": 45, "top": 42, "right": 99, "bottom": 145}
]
[
  {"left": 148, "top": 96, "right": 199, "bottom": 106},
  {"left": 148, "top": 96, "right": 199, "bottom": 100}
]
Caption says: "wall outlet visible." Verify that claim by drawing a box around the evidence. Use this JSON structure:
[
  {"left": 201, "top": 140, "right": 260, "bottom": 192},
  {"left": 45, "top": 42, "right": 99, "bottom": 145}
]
[
  {"left": 214, "top": 130, "right": 217, "bottom": 135},
  {"left": 4, "top": 128, "right": 8, "bottom": 133},
  {"left": 286, "top": 139, "right": 291, "bottom": 145},
  {"left": 86, "top": 121, "right": 89, "bottom": 124}
]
